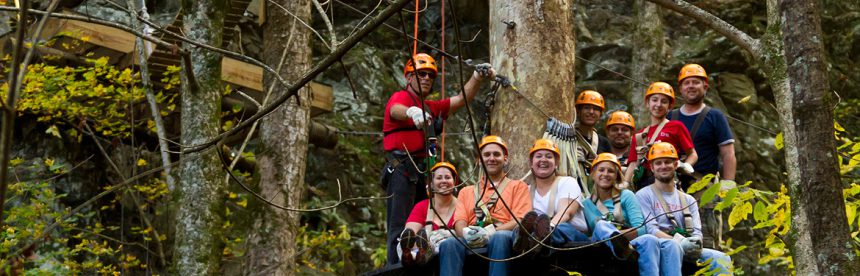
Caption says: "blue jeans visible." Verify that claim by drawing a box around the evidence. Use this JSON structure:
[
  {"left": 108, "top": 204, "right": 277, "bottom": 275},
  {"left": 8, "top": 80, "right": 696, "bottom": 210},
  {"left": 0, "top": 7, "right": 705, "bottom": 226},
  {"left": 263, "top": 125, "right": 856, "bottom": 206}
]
[
  {"left": 592, "top": 221, "right": 683, "bottom": 276},
  {"left": 549, "top": 222, "right": 590, "bottom": 245},
  {"left": 438, "top": 230, "right": 514, "bottom": 276},
  {"left": 699, "top": 248, "right": 732, "bottom": 275}
]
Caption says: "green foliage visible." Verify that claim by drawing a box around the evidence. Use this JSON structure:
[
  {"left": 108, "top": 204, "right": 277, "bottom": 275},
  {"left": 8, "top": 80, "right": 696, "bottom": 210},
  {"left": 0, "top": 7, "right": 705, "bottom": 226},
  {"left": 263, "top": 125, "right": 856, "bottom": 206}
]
[{"left": 296, "top": 224, "right": 352, "bottom": 273}]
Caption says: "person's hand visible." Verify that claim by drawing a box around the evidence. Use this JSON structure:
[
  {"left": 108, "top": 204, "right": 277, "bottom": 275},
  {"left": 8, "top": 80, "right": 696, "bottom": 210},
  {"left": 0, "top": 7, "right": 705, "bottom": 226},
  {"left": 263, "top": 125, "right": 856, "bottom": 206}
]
[
  {"left": 473, "top": 63, "right": 496, "bottom": 81},
  {"left": 463, "top": 226, "right": 489, "bottom": 247},
  {"left": 429, "top": 230, "right": 453, "bottom": 245},
  {"left": 405, "top": 106, "right": 432, "bottom": 129},
  {"left": 676, "top": 161, "right": 695, "bottom": 175},
  {"left": 680, "top": 236, "right": 703, "bottom": 260}
]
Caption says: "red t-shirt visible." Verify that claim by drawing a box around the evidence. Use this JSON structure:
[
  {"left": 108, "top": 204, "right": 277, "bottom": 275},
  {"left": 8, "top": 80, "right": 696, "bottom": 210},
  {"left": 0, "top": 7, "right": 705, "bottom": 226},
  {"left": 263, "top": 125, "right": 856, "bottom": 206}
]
[
  {"left": 406, "top": 199, "right": 456, "bottom": 230},
  {"left": 628, "top": 120, "right": 695, "bottom": 170},
  {"left": 383, "top": 90, "right": 451, "bottom": 153}
]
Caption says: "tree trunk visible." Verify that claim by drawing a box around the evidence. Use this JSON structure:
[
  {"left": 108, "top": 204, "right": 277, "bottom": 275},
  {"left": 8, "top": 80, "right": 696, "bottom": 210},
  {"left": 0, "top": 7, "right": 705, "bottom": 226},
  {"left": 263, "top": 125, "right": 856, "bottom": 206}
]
[
  {"left": 489, "top": 0, "right": 577, "bottom": 176},
  {"left": 775, "top": 0, "right": 859, "bottom": 274},
  {"left": 173, "top": 0, "right": 228, "bottom": 274},
  {"left": 630, "top": 0, "right": 664, "bottom": 122},
  {"left": 242, "top": 0, "right": 311, "bottom": 274}
]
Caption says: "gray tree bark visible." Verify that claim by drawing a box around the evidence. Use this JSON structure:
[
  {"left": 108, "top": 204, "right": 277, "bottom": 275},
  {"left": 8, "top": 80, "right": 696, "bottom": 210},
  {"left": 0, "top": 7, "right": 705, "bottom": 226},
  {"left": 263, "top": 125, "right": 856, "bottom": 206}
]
[
  {"left": 646, "top": 0, "right": 859, "bottom": 274},
  {"left": 242, "top": 0, "right": 311, "bottom": 275},
  {"left": 776, "top": 0, "right": 858, "bottom": 274},
  {"left": 630, "top": 0, "right": 664, "bottom": 123},
  {"left": 173, "top": 0, "right": 228, "bottom": 274},
  {"left": 489, "top": 0, "right": 577, "bottom": 176}
]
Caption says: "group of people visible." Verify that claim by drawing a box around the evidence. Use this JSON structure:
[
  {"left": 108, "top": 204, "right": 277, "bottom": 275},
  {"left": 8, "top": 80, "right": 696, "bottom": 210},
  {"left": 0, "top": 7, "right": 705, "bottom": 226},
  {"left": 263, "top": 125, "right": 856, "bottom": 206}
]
[{"left": 380, "top": 53, "right": 737, "bottom": 275}]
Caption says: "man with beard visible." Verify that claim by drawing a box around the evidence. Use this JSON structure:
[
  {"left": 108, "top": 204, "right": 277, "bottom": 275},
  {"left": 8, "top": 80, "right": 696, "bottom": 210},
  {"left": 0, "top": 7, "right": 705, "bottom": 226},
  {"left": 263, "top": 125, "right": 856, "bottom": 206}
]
[
  {"left": 573, "top": 90, "right": 611, "bottom": 194},
  {"left": 605, "top": 111, "right": 636, "bottom": 175},
  {"left": 670, "top": 63, "right": 737, "bottom": 250},
  {"left": 635, "top": 142, "right": 732, "bottom": 275},
  {"left": 439, "top": 135, "right": 531, "bottom": 276},
  {"left": 382, "top": 53, "right": 495, "bottom": 264}
]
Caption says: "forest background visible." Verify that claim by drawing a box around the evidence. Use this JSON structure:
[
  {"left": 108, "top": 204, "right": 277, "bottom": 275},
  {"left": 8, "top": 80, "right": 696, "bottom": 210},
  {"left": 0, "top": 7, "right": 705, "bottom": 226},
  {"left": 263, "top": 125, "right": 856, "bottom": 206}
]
[{"left": 0, "top": 0, "right": 858, "bottom": 275}]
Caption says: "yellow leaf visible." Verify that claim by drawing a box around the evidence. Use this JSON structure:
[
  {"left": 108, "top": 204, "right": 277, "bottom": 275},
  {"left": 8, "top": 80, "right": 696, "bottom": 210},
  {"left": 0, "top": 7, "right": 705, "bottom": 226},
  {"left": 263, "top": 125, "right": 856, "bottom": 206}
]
[
  {"left": 835, "top": 121, "right": 845, "bottom": 132},
  {"left": 137, "top": 159, "right": 148, "bottom": 167},
  {"left": 9, "top": 157, "right": 23, "bottom": 167},
  {"left": 686, "top": 174, "right": 715, "bottom": 194},
  {"left": 46, "top": 125, "right": 62, "bottom": 139},
  {"left": 775, "top": 132, "right": 783, "bottom": 150},
  {"left": 237, "top": 198, "right": 247, "bottom": 208},
  {"left": 737, "top": 95, "right": 752, "bottom": 104},
  {"left": 728, "top": 202, "right": 753, "bottom": 230},
  {"left": 44, "top": 158, "right": 54, "bottom": 168},
  {"left": 847, "top": 203, "right": 857, "bottom": 226},
  {"left": 228, "top": 192, "right": 237, "bottom": 199}
]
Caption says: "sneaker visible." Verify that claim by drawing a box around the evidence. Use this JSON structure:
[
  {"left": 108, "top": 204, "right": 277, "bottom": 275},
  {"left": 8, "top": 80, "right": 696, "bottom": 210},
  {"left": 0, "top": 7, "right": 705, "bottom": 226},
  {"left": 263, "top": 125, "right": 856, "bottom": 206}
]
[
  {"left": 513, "top": 211, "right": 539, "bottom": 254},
  {"left": 399, "top": 229, "right": 417, "bottom": 266},
  {"left": 609, "top": 232, "right": 636, "bottom": 261},
  {"left": 533, "top": 214, "right": 552, "bottom": 254},
  {"left": 415, "top": 229, "right": 432, "bottom": 265}
]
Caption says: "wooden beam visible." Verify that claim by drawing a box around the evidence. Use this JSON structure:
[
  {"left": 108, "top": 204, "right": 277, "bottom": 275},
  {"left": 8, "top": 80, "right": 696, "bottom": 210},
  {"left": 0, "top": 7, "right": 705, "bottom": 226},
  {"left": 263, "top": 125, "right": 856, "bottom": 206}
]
[
  {"left": 221, "top": 56, "right": 264, "bottom": 91},
  {"left": 309, "top": 81, "right": 333, "bottom": 116}
]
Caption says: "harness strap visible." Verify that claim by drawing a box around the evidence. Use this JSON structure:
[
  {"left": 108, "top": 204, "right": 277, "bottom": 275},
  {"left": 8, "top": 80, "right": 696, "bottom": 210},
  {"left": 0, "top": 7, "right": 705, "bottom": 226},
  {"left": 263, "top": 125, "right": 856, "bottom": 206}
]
[
  {"left": 670, "top": 106, "right": 711, "bottom": 138},
  {"left": 651, "top": 186, "right": 694, "bottom": 235},
  {"left": 529, "top": 177, "right": 561, "bottom": 218},
  {"left": 474, "top": 177, "right": 511, "bottom": 226},
  {"left": 425, "top": 198, "right": 457, "bottom": 233},
  {"left": 591, "top": 192, "right": 625, "bottom": 226}
]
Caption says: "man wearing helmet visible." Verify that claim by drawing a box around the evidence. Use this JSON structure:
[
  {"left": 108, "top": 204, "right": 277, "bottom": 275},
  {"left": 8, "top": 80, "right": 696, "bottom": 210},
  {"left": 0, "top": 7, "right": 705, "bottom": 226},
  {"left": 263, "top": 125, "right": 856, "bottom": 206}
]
[
  {"left": 605, "top": 111, "right": 636, "bottom": 174},
  {"left": 382, "top": 53, "right": 496, "bottom": 264},
  {"left": 670, "top": 64, "right": 737, "bottom": 250},
  {"left": 439, "top": 135, "right": 531, "bottom": 276},
  {"left": 635, "top": 143, "right": 732, "bottom": 274}
]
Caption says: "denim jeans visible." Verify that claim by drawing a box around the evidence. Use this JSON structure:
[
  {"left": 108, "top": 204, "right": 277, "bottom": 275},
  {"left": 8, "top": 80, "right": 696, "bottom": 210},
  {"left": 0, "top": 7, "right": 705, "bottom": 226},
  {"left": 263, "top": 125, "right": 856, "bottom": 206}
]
[
  {"left": 699, "top": 248, "right": 733, "bottom": 275},
  {"left": 438, "top": 230, "right": 514, "bottom": 276},
  {"left": 549, "top": 222, "right": 590, "bottom": 245},
  {"left": 592, "top": 220, "right": 683, "bottom": 276},
  {"left": 384, "top": 161, "right": 427, "bottom": 265}
]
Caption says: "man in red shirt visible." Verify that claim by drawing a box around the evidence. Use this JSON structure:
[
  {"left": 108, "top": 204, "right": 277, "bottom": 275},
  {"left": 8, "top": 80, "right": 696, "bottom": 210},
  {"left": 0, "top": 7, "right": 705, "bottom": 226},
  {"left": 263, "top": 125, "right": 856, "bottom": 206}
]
[{"left": 382, "top": 53, "right": 495, "bottom": 264}]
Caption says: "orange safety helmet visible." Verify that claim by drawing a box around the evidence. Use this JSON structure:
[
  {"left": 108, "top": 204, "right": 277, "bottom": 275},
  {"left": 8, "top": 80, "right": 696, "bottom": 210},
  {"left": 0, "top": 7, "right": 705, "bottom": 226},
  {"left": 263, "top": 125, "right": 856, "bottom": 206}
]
[
  {"left": 647, "top": 142, "right": 679, "bottom": 161},
  {"left": 529, "top": 138, "right": 560, "bottom": 157},
  {"left": 403, "top": 53, "right": 438, "bottom": 77},
  {"left": 678, "top": 63, "right": 708, "bottom": 83},
  {"left": 575, "top": 90, "right": 605, "bottom": 111},
  {"left": 591, "top": 153, "right": 622, "bottom": 175},
  {"left": 479, "top": 135, "right": 509, "bottom": 155},
  {"left": 645, "top": 82, "right": 676, "bottom": 106},
  {"left": 605, "top": 111, "right": 635, "bottom": 130},
  {"left": 430, "top": 161, "right": 459, "bottom": 180}
]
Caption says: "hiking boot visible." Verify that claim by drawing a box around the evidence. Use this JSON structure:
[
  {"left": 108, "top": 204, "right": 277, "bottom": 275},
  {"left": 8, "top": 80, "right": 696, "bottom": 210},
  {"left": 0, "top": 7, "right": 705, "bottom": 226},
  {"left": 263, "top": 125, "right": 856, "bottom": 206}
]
[
  {"left": 532, "top": 214, "right": 552, "bottom": 254},
  {"left": 513, "top": 211, "right": 539, "bottom": 254},
  {"left": 415, "top": 229, "right": 432, "bottom": 265},
  {"left": 399, "top": 229, "right": 417, "bottom": 266},
  {"left": 609, "top": 232, "right": 636, "bottom": 261}
]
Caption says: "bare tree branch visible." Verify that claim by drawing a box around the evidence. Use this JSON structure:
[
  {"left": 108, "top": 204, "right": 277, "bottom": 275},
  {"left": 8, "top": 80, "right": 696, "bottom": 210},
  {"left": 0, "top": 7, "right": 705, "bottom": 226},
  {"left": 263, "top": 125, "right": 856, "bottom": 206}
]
[
  {"left": 646, "top": 0, "right": 761, "bottom": 56},
  {"left": 182, "top": 0, "right": 414, "bottom": 154}
]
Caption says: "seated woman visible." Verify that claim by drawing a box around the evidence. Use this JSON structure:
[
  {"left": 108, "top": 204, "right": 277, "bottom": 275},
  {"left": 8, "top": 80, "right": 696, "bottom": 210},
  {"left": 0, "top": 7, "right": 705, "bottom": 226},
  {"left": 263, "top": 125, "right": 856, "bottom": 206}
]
[
  {"left": 398, "top": 162, "right": 459, "bottom": 266},
  {"left": 514, "top": 139, "right": 589, "bottom": 254},
  {"left": 583, "top": 153, "right": 684, "bottom": 275}
]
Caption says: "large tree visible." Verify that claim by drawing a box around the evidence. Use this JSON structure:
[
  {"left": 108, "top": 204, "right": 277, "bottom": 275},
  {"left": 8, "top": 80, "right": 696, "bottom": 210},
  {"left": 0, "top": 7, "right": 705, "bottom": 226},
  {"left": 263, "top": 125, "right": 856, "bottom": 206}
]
[
  {"left": 173, "top": 0, "right": 228, "bottom": 274},
  {"left": 243, "top": 0, "right": 311, "bottom": 274},
  {"left": 645, "top": 0, "right": 858, "bottom": 274},
  {"left": 489, "top": 0, "right": 577, "bottom": 176}
]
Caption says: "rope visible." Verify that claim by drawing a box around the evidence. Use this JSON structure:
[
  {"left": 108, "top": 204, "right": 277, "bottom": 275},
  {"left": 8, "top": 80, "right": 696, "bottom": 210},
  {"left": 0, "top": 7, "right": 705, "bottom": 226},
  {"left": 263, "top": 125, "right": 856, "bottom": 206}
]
[
  {"left": 412, "top": 0, "right": 419, "bottom": 55},
  {"left": 440, "top": 0, "right": 446, "bottom": 162}
]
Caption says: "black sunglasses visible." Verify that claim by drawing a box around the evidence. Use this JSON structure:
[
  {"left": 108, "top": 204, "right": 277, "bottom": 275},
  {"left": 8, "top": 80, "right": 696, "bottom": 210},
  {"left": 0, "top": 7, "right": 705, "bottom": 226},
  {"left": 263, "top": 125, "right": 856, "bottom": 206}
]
[{"left": 415, "top": 71, "right": 436, "bottom": 79}]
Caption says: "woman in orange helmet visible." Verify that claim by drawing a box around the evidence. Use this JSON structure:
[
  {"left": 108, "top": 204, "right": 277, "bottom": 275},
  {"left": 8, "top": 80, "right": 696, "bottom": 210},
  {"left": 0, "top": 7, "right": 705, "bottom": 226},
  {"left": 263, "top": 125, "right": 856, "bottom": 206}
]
[
  {"left": 398, "top": 162, "right": 460, "bottom": 266},
  {"left": 623, "top": 82, "right": 698, "bottom": 191}
]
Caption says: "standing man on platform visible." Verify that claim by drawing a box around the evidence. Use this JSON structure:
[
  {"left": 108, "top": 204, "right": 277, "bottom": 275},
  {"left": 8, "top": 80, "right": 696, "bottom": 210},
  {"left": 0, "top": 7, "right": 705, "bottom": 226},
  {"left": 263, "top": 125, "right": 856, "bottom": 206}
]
[{"left": 380, "top": 53, "right": 495, "bottom": 264}]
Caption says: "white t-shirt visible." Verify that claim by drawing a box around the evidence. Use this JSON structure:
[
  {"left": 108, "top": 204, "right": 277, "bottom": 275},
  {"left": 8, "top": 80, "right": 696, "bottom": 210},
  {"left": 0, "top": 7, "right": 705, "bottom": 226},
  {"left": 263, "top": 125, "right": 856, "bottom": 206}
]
[{"left": 532, "top": 176, "right": 588, "bottom": 232}]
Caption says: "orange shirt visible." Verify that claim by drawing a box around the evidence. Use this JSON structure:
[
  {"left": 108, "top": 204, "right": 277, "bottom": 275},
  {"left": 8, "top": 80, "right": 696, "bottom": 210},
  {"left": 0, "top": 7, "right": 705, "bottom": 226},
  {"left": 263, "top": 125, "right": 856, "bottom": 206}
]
[{"left": 453, "top": 177, "right": 532, "bottom": 226}]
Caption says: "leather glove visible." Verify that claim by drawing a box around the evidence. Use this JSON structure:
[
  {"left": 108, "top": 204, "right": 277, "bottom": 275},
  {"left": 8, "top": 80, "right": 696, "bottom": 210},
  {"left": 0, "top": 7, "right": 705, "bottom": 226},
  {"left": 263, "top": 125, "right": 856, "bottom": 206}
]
[
  {"left": 719, "top": 179, "right": 737, "bottom": 192},
  {"left": 676, "top": 161, "right": 695, "bottom": 175},
  {"left": 680, "top": 236, "right": 703, "bottom": 261},
  {"left": 473, "top": 63, "right": 496, "bottom": 81},
  {"left": 428, "top": 230, "right": 453, "bottom": 246},
  {"left": 405, "top": 106, "right": 432, "bottom": 129},
  {"left": 463, "top": 226, "right": 489, "bottom": 247}
]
